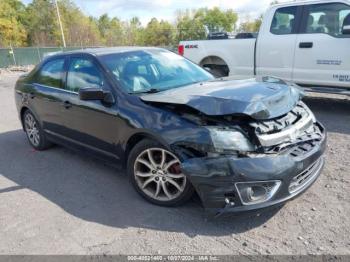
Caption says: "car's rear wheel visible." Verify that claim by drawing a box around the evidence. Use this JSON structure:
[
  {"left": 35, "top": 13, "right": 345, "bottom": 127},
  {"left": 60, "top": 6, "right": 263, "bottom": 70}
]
[
  {"left": 23, "top": 110, "right": 52, "bottom": 150},
  {"left": 127, "top": 139, "right": 194, "bottom": 206}
]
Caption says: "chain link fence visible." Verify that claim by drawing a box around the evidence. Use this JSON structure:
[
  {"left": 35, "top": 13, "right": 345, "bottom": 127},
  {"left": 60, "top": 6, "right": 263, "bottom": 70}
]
[
  {"left": 0, "top": 47, "right": 86, "bottom": 68},
  {"left": 0, "top": 46, "right": 176, "bottom": 68}
]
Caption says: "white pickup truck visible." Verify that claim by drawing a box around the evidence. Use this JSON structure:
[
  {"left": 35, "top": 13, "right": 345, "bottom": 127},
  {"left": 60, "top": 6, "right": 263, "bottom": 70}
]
[{"left": 179, "top": 0, "right": 350, "bottom": 90}]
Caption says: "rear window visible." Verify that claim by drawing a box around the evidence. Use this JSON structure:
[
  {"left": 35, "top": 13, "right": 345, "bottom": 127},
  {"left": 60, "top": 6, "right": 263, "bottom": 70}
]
[{"left": 36, "top": 58, "right": 65, "bottom": 88}]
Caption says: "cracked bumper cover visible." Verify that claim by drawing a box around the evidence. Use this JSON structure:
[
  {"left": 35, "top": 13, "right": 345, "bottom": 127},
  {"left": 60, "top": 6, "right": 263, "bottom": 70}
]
[{"left": 180, "top": 123, "right": 327, "bottom": 216}]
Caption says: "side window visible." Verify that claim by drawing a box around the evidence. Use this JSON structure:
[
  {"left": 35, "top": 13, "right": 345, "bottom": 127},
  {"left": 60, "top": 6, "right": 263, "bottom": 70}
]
[
  {"left": 66, "top": 58, "right": 104, "bottom": 92},
  {"left": 36, "top": 58, "right": 65, "bottom": 88},
  {"left": 304, "top": 3, "right": 350, "bottom": 37},
  {"left": 270, "top": 6, "right": 298, "bottom": 35}
]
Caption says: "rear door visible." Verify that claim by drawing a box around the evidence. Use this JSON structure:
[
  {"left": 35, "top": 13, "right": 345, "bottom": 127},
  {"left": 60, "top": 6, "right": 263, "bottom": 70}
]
[
  {"left": 256, "top": 5, "right": 302, "bottom": 81},
  {"left": 293, "top": 2, "right": 350, "bottom": 87},
  {"left": 31, "top": 57, "right": 67, "bottom": 135}
]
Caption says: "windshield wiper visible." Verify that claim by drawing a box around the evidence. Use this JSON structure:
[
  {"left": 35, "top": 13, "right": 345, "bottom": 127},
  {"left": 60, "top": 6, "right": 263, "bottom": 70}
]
[{"left": 130, "top": 88, "right": 161, "bottom": 94}]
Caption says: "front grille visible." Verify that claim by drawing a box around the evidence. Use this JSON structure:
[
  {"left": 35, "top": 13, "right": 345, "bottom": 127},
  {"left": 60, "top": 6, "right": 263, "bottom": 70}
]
[
  {"left": 290, "top": 140, "right": 320, "bottom": 157},
  {"left": 250, "top": 101, "right": 322, "bottom": 150},
  {"left": 250, "top": 102, "right": 309, "bottom": 135},
  {"left": 265, "top": 123, "right": 323, "bottom": 157},
  {"left": 289, "top": 157, "right": 324, "bottom": 193}
]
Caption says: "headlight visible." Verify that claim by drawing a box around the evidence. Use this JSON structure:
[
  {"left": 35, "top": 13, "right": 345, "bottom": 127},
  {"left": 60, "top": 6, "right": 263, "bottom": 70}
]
[{"left": 208, "top": 127, "right": 255, "bottom": 153}]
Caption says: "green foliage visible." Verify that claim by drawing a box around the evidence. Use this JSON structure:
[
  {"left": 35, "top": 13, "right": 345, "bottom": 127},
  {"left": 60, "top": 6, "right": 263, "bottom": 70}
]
[
  {"left": 123, "top": 17, "right": 145, "bottom": 45},
  {"left": 143, "top": 18, "right": 175, "bottom": 46},
  {"left": 58, "top": 0, "right": 102, "bottom": 46},
  {"left": 0, "top": 1, "right": 261, "bottom": 47},
  {"left": 196, "top": 7, "right": 238, "bottom": 32},
  {"left": 0, "top": 0, "right": 27, "bottom": 47},
  {"left": 238, "top": 15, "right": 263, "bottom": 33},
  {"left": 25, "top": 0, "right": 60, "bottom": 46},
  {"left": 176, "top": 10, "right": 206, "bottom": 41},
  {"left": 105, "top": 18, "right": 124, "bottom": 46}
]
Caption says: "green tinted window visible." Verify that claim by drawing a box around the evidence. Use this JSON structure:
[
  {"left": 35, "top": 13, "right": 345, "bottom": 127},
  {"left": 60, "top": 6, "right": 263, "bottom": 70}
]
[
  {"left": 37, "top": 59, "right": 65, "bottom": 88},
  {"left": 67, "top": 58, "right": 104, "bottom": 92}
]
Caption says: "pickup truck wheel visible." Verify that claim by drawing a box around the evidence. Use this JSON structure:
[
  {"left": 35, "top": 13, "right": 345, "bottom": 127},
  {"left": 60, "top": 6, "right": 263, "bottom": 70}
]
[
  {"left": 204, "top": 64, "right": 229, "bottom": 77},
  {"left": 210, "top": 68, "right": 227, "bottom": 78},
  {"left": 127, "top": 139, "right": 194, "bottom": 207}
]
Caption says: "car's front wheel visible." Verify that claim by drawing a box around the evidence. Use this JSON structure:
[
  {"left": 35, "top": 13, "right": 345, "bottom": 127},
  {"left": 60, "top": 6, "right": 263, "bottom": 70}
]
[{"left": 127, "top": 139, "right": 194, "bottom": 206}]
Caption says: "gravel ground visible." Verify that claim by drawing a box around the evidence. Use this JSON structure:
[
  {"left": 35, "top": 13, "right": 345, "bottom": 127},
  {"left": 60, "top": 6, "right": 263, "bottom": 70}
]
[{"left": 0, "top": 72, "right": 349, "bottom": 255}]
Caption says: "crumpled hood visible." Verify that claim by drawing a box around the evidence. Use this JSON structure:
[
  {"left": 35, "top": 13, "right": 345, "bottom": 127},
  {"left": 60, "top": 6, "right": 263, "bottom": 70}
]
[{"left": 140, "top": 78, "right": 303, "bottom": 120}]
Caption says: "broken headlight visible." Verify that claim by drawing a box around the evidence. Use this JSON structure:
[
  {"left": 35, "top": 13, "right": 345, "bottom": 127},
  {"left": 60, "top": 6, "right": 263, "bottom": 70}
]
[{"left": 208, "top": 127, "right": 255, "bottom": 153}]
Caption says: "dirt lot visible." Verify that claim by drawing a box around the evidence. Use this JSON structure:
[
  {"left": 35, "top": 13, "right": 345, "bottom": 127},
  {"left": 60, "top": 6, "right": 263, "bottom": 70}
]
[{"left": 0, "top": 72, "right": 349, "bottom": 255}]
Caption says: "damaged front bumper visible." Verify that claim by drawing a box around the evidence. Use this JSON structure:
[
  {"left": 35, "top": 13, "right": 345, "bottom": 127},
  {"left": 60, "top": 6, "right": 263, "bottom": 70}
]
[{"left": 181, "top": 122, "right": 326, "bottom": 217}]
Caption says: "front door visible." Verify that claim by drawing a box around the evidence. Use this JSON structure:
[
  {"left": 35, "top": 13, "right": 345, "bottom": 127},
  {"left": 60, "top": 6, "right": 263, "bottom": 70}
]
[{"left": 60, "top": 56, "right": 121, "bottom": 162}]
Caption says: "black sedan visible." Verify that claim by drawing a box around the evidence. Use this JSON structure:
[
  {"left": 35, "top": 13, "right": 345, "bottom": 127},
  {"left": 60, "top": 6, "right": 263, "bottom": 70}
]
[{"left": 14, "top": 47, "right": 326, "bottom": 216}]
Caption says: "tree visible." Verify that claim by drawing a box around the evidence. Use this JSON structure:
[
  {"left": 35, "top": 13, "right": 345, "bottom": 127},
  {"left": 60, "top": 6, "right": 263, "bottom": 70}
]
[
  {"left": 98, "top": 14, "right": 111, "bottom": 40},
  {"left": 175, "top": 7, "right": 238, "bottom": 42},
  {"left": 25, "top": 0, "right": 59, "bottom": 46},
  {"left": 0, "top": 2, "right": 241, "bottom": 47},
  {"left": 143, "top": 18, "right": 175, "bottom": 46},
  {"left": 197, "top": 7, "right": 238, "bottom": 32},
  {"left": 58, "top": 0, "right": 102, "bottom": 47},
  {"left": 105, "top": 17, "right": 124, "bottom": 46},
  {"left": 238, "top": 15, "right": 263, "bottom": 33},
  {"left": 175, "top": 9, "right": 206, "bottom": 41},
  {"left": 124, "top": 17, "right": 145, "bottom": 45},
  {"left": 0, "top": 0, "right": 27, "bottom": 47}
]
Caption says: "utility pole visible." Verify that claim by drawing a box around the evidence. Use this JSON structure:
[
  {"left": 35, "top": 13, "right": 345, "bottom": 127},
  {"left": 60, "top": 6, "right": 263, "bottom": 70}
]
[{"left": 54, "top": 0, "right": 66, "bottom": 48}]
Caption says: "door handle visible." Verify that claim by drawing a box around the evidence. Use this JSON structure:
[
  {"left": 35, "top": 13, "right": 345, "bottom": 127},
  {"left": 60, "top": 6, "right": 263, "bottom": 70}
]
[
  {"left": 299, "top": 42, "right": 313, "bottom": 48},
  {"left": 62, "top": 101, "right": 72, "bottom": 109}
]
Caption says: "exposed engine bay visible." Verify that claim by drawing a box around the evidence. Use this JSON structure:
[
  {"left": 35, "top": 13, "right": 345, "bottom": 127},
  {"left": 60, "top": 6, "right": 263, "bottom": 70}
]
[{"left": 146, "top": 100, "right": 323, "bottom": 159}]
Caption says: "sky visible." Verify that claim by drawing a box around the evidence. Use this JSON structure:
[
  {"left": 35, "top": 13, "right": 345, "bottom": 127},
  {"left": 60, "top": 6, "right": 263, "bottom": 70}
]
[{"left": 20, "top": 0, "right": 290, "bottom": 25}]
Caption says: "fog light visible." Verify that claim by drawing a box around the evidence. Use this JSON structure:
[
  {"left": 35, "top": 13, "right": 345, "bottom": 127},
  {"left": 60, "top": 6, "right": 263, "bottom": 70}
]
[{"left": 235, "top": 181, "right": 281, "bottom": 205}]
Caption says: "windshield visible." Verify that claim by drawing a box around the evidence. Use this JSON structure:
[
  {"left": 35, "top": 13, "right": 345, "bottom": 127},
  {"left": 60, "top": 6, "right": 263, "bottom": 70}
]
[{"left": 99, "top": 49, "right": 214, "bottom": 94}]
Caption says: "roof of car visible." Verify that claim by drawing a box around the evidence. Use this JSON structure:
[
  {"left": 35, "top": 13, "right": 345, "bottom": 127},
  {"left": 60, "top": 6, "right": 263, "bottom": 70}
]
[{"left": 60, "top": 46, "right": 164, "bottom": 56}]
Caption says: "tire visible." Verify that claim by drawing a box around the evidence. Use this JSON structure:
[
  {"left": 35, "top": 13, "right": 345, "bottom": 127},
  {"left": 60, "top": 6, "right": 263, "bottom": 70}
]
[
  {"left": 22, "top": 110, "right": 52, "bottom": 150},
  {"left": 210, "top": 65, "right": 229, "bottom": 78},
  {"left": 203, "top": 64, "right": 229, "bottom": 78},
  {"left": 127, "top": 139, "right": 194, "bottom": 207}
]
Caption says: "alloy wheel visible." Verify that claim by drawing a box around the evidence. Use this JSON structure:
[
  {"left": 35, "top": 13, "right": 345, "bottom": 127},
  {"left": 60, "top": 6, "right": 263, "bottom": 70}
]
[
  {"left": 24, "top": 113, "right": 40, "bottom": 147},
  {"left": 134, "top": 148, "right": 186, "bottom": 202}
]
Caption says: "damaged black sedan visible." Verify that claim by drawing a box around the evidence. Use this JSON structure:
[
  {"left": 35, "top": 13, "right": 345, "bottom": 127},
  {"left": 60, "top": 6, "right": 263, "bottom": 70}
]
[{"left": 14, "top": 47, "right": 326, "bottom": 216}]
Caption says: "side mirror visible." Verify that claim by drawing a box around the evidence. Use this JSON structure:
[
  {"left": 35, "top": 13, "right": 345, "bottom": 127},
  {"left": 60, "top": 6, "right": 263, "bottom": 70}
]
[
  {"left": 342, "top": 25, "right": 350, "bottom": 35},
  {"left": 79, "top": 87, "right": 115, "bottom": 105}
]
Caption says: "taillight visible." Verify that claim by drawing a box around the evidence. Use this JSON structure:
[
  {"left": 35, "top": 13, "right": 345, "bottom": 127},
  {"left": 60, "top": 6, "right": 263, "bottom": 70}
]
[{"left": 178, "top": 45, "right": 184, "bottom": 56}]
